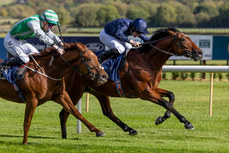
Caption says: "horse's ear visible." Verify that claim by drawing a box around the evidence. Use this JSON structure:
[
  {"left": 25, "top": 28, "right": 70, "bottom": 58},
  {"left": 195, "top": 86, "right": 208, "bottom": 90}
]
[{"left": 167, "top": 30, "right": 176, "bottom": 36}]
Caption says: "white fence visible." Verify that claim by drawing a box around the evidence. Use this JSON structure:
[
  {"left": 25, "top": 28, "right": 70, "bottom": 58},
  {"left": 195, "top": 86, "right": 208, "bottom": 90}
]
[{"left": 162, "top": 65, "right": 229, "bottom": 116}]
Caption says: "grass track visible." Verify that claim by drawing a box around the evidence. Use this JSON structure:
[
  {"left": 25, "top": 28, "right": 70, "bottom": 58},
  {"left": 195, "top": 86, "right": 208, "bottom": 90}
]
[{"left": 0, "top": 80, "right": 228, "bottom": 152}]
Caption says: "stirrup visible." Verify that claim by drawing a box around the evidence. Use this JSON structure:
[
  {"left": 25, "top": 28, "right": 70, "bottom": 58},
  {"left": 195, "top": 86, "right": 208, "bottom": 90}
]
[
  {"left": 0, "top": 66, "right": 9, "bottom": 80},
  {"left": 0, "top": 70, "right": 6, "bottom": 80}
]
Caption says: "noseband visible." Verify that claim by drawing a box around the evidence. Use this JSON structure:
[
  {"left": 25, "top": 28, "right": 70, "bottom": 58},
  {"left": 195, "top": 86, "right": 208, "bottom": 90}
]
[{"left": 60, "top": 48, "right": 102, "bottom": 79}]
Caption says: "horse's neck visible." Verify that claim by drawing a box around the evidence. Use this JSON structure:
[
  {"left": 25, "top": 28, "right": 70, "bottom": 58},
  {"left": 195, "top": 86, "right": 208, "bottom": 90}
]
[{"left": 32, "top": 54, "right": 75, "bottom": 79}]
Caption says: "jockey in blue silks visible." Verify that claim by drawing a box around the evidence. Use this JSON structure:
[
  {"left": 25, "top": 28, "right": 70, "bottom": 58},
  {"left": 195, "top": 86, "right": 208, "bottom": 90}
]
[{"left": 98, "top": 18, "right": 150, "bottom": 63}]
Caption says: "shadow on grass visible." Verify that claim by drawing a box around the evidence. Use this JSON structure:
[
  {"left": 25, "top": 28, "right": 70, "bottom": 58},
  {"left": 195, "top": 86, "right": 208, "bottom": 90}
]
[{"left": 0, "top": 134, "right": 63, "bottom": 140}]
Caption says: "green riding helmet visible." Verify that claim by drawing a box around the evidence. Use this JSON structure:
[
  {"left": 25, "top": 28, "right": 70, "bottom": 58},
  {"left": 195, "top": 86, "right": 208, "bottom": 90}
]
[{"left": 41, "top": 9, "right": 59, "bottom": 25}]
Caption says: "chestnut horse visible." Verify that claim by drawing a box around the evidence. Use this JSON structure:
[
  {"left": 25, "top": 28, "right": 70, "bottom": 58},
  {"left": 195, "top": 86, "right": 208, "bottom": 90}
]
[
  {"left": 59, "top": 28, "right": 203, "bottom": 138},
  {"left": 0, "top": 42, "right": 108, "bottom": 144}
]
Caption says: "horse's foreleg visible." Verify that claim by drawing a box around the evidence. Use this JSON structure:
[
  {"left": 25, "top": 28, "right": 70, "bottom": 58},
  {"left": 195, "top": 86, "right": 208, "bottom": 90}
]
[
  {"left": 57, "top": 91, "right": 105, "bottom": 137},
  {"left": 155, "top": 88, "right": 175, "bottom": 125},
  {"left": 142, "top": 88, "right": 194, "bottom": 130},
  {"left": 23, "top": 98, "right": 38, "bottom": 145},
  {"left": 96, "top": 95, "right": 138, "bottom": 135},
  {"left": 59, "top": 108, "right": 70, "bottom": 139}
]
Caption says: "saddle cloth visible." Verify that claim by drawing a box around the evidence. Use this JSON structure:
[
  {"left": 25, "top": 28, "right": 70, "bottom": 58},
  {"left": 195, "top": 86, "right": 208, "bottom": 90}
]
[
  {"left": 1, "top": 66, "right": 27, "bottom": 84},
  {"left": 95, "top": 50, "right": 125, "bottom": 82}
]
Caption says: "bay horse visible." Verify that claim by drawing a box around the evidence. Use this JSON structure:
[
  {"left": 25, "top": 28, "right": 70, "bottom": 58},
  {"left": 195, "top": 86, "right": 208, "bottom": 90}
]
[
  {"left": 0, "top": 42, "right": 108, "bottom": 144},
  {"left": 59, "top": 28, "right": 203, "bottom": 138}
]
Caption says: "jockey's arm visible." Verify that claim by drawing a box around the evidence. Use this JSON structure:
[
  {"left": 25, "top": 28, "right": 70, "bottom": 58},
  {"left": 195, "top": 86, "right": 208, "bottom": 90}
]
[
  {"left": 27, "top": 20, "right": 60, "bottom": 47},
  {"left": 45, "top": 30, "right": 62, "bottom": 46},
  {"left": 139, "top": 34, "right": 150, "bottom": 42}
]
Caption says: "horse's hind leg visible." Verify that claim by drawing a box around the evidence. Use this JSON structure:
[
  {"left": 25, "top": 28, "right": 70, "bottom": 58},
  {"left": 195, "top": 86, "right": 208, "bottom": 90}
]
[
  {"left": 59, "top": 108, "right": 70, "bottom": 139},
  {"left": 96, "top": 95, "right": 138, "bottom": 135},
  {"left": 155, "top": 88, "right": 175, "bottom": 125}
]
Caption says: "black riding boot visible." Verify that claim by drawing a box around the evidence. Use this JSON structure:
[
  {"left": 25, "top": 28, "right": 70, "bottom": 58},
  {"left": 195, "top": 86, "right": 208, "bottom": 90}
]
[
  {"left": 97, "top": 48, "right": 120, "bottom": 63},
  {"left": 0, "top": 57, "right": 25, "bottom": 79},
  {"left": 0, "top": 57, "right": 25, "bottom": 67}
]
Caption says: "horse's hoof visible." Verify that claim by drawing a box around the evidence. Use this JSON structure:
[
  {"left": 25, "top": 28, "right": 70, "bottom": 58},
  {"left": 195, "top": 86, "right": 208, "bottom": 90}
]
[
  {"left": 96, "top": 131, "right": 106, "bottom": 137},
  {"left": 129, "top": 129, "right": 138, "bottom": 135},
  {"left": 155, "top": 116, "right": 163, "bottom": 125},
  {"left": 185, "top": 123, "right": 194, "bottom": 130}
]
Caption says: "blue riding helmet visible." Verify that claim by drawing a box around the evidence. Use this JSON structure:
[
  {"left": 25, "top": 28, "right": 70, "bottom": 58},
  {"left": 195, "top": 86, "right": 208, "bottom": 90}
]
[{"left": 132, "top": 18, "right": 149, "bottom": 34}]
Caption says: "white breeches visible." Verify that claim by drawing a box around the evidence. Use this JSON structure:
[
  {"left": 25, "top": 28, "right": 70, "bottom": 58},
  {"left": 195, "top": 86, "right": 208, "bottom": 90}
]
[
  {"left": 99, "top": 29, "right": 132, "bottom": 54},
  {"left": 4, "top": 33, "right": 39, "bottom": 63}
]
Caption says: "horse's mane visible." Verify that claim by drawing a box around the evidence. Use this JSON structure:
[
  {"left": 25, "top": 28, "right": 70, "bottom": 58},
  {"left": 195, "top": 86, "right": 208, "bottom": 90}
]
[
  {"left": 32, "top": 43, "right": 78, "bottom": 57},
  {"left": 140, "top": 27, "right": 180, "bottom": 52},
  {"left": 149, "top": 27, "right": 180, "bottom": 42}
]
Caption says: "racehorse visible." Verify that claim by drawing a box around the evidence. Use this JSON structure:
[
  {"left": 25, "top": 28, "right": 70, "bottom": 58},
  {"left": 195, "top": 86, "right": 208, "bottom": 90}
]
[
  {"left": 0, "top": 42, "right": 108, "bottom": 144},
  {"left": 59, "top": 28, "right": 203, "bottom": 138}
]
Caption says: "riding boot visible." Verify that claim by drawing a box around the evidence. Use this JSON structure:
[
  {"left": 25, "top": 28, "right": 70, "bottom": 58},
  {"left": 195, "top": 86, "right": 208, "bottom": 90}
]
[
  {"left": 0, "top": 57, "right": 25, "bottom": 67},
  {"left": 97, "top": 48, "right": 120, "bottom": 63},
  {"left": 0, "top": 57, "right": 25, "bottom": 79}
]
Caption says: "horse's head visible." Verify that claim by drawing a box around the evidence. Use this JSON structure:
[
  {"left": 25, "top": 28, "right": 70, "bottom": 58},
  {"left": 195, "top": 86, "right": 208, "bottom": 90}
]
[
  {"left": 64, "top": 42, "right": 108, "bottom": 85},
  {"left": 167, "top": 29, "right": 203, "bottom": 61}
]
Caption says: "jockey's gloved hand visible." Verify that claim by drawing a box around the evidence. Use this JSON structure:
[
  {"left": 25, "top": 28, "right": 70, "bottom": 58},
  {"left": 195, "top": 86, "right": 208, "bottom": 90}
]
[
  {"left": 59, "top": 42, "right": 64, "bottom": 47},
  {"left": 52, "top": 44, "right": 65, "bottom": 55},
  {"left": 130, "top": 40, "right": 141, "bottom": 47}
]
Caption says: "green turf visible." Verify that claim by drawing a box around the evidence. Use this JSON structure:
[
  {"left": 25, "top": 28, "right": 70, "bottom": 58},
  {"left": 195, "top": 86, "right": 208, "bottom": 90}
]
[{"left": 0, "top": 80, "right": 228, "bottom": 152}]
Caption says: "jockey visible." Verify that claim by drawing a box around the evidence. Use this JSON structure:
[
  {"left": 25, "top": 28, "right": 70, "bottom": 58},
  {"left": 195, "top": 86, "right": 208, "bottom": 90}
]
[
  {"left": 0, "top": 9, "right": 64, "bottom": 68},
  {"left": 98, "top": 18, "right": 150, "bottom": 63}
]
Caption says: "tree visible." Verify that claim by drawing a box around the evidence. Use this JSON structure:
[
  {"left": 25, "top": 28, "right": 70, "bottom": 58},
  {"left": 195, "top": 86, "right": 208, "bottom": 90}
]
[
  {"left": 153, "top": 3, "right": 177, "bottom": 26},
  {"left": 96, "top": 5, "right": 120, "bottom": 26},
  {"left": 0, "top": 8, "right": 8, "bottom": 18},
  {"left": 193, "top": 3, "right": 219, "bottom": 17},
  {"left": 75, "top": 4, "right": 100, "bottom": 27},
  {"left": 172, "top": 2, "right": 196, "bottom": 27},
  {"left": 56, "top": 8, "right": 71, "bottom": 25},
  {"left": 126, "top": 7, "right": 149, "bottom": 20},
  {"left": 216, "top": 1, "right": 229, "bottom": 27}
]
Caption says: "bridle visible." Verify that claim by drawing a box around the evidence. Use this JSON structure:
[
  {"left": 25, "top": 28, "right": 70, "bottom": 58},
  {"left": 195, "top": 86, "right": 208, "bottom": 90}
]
[
  {"left": 59, "top": 48, "right": 102, "bottom": 80},
  {"left": 142, "top": 32, "right": 195, "bottom": 57}
]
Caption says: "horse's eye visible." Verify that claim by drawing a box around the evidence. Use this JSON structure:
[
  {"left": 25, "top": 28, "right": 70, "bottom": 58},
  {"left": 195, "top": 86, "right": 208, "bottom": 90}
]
[
  {"left": 87, "top": 58, "right": 91, "bottom": 61},
  {"left": 180, "top": 38, "right": 185, "bottom": 41}
]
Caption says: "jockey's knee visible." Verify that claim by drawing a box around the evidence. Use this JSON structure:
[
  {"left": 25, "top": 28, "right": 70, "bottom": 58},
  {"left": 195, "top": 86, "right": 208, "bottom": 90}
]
[
  {"left": 21, "top": 56, "right": 29, "bottom": 63},
  {"left": 116, "top": 46, "right": 125, "bottom": 54},
  {"left": 125, "top": 43, "right": 132, "bottom": 50}
]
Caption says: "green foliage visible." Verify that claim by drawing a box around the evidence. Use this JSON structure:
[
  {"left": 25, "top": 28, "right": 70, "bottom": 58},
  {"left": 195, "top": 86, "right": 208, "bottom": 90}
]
[
  {"left": 154, "top": 3, "right": 177, "bottom": 26},
  {"left": 96, "top": 5, "right": 120, "bottom": 26},
  {"left": 56, "top": 7, "right": 71, "bottom": 24},
  {"left": 181, "top": 72, "right": 188, "bottom": 80},
  {"left": 190, "top": 72, "right": 196, "bottom": 81},
  {"left": 0, "top": 0, "right": 228, "bottom": 27},
  {"left": 172, "top": 72, "right": 179, "bottom": 80},
  {"left": 226, "top": 73, "right": 229, "bottom": 81},
  {"left": 162, "top": 72, "right": 167, "bottom": 80},
  {"left": 75, "top": 4, "right": 100, "bottom": 27},
  {"left": 218, "top": 73, "right": 223, "bottom": 81},
  {"left": 126, "top": 7, "right": 149, "bottom": 20}
]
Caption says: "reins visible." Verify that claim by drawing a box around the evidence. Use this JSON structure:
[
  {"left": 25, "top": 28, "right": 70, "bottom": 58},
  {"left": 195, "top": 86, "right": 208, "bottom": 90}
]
[
  {"left": 59, "top": 49, "right": 90, "bottom": 76},
  {"left": 26, "top": 54, "right": 62, "bottom": 80},
  {"left": 141, "top": 36, "right": 176, "bottom": 56},
  {"left": 141, "top": 32, "right": 183, "bottom": 56}
]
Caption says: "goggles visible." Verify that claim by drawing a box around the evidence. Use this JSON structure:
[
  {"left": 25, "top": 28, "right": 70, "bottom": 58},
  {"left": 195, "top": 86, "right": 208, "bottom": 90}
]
[{"left": 48, "top": 23, "right": 54, "bottom": 28}]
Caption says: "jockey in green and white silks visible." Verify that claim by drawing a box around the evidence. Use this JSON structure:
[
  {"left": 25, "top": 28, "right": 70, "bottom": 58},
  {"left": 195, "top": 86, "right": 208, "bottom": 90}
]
[{"left": 1, "top": 9, "right": 64, "bottom": 67}]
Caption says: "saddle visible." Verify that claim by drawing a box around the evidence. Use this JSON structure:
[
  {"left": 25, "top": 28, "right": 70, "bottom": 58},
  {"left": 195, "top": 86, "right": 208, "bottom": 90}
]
[{"left": 95, "top": 50, "right": 126, "bottom": 82}]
